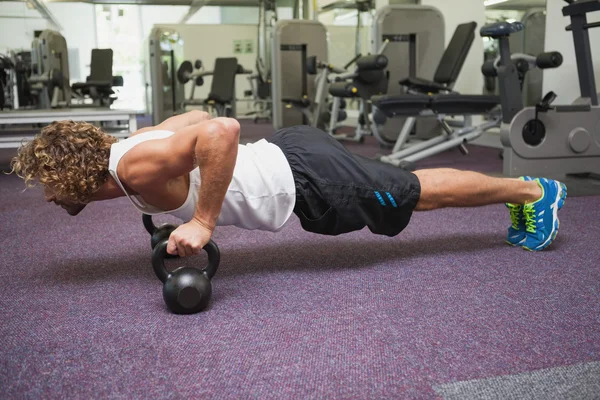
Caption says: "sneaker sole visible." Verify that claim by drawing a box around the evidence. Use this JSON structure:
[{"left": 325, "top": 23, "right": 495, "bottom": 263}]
[
  {"left": 506, "top": 238, "right": 526, "bottom": 246},
  {"left": 523, "top": 181, "right": 567, "bottom": 252}
]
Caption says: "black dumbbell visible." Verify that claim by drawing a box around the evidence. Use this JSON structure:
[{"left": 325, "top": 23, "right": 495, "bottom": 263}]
[
  {"left": 152, "top": 239, "right": 220, "bottom": 314},
  {"left": 177, "top": 61, "right": 193, "bottom": 84}
]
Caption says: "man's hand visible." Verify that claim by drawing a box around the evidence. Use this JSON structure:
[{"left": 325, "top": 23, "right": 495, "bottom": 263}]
[{"left": 167, "top": 219, "right": 213, "bottom": 257}]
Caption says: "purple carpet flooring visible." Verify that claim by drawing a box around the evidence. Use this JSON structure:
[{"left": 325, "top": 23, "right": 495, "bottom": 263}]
[{"left": 1, "top": 121, "right": 599, "bottom": 399}]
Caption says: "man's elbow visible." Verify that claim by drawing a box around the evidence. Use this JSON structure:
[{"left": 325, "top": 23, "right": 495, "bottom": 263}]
[
  {"left": 204, "top": 118, "right": 240, "bottom": 146},
  {"left": 212, "top": 118, "right": 240, "bottom": 142},
  {"left": 218, "top": 117, "right": 240, "bottom": 137}
]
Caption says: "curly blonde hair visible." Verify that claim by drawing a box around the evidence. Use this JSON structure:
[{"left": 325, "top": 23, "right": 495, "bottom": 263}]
[{"left": 10, "top": 121, "right": 117, "bottom": 203}]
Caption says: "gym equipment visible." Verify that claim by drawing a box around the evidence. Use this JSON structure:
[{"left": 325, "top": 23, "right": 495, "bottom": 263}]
[
  {"left": 481, "top": 0, "right": 600, "bottom": 178},
  {"left": 271, "top": 20, "right": 328, "bottom": 129},
  {"left": 177, "top": 58, "right": 252, "bottom": 118},
  {"left": 374, "top": 21, "right": 500, "bottom": 168},
  {"left": 279, "top": 54, "right": 344, "bottom": 129},
  {"left": 147, "top": 27, "right": 185, "bottom": 125},
  {"left": 244, "top": 73, "right": 272, "bottom": 123},
  {"left": 371, "top": 5, "right": 445, "bottom": 142},
  {"left": 516, "top": 10, "right": 547, "bottom": 106},
  {"left": 323, "top": 48, "right": 391, "bottom": 145},
  {"left": 176, "top": 59, "right": 204, "bottom": 85},
  {"left": 1, "top": 51, "right": 35, "bottom": 110},
  {"left": 152, "top": 238, "right": 220, "bottom": 314},
  {"left": 0, "top": 54, "right": 14, "bottom": 110},
  {"left": 373, "top": 94, "right": 501, "bottom": 169},
  {"left": 72, "top": 49, "right": 123, "bottom": 107},
  {"left": 237, "top": 0, "right": 276, "bottom": 123},
  {"left": 482, "top": 51, "right": 563, "bottom": 96},
  {"left": 375, "top": 21, "right": 479, "bottom": 158},
  {"left": 142, "top": 214, "right": 179, "bottom": 256},
  {"left": 318, "top": 0, "right": 376, "bottom": 57},
  {"left": 28, "top": 30, "right": 71, "bottom": 109},
  {"left": 257, "top": 0, "right": 277, "bottom": 86}
]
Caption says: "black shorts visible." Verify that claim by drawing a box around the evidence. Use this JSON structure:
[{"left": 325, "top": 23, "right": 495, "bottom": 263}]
[{"left": 269, "top": 126, "right": 421, "bottom": 236}]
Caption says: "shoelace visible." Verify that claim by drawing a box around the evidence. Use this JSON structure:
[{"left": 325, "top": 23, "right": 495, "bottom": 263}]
[
  {"left": 523, "top": 203, "right": 537, "bottom": 233},
  {"left": 507, "top": 204, "right": 522, "bottom": 230}
]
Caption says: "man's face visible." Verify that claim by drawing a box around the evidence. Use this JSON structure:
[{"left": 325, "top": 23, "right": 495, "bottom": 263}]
[{"left": 44, "top": 186, "right": 87, "bottom": 216}]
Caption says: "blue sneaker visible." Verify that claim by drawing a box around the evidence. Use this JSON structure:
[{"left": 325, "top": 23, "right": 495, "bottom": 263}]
[
  {"left": 505, "top": 176, "right": 534, "bottom": 246},
  {"left": 522, "top": 178, "right": 567, "bottom": 251}
]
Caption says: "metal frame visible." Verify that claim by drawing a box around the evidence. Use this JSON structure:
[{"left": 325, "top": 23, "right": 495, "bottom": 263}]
[
  {"left": 371, "top": 5, "right": 445, "bottom": 146},
  {"left": 271, "top": 19, "right": 328, "bottom": 129},
  {"left": 379, "top": 115, "right": 500, "bottom": 167},
  {"left": 0, "top": 108, "right": 138, "bottom": 149}
]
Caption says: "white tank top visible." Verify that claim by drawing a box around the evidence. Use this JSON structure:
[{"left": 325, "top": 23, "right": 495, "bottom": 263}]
[{"left": 107, "top": 130, "right": 297, "bottom": 231}]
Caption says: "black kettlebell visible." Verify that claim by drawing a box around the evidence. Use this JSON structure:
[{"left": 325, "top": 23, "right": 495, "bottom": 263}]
[
  {"left": 152, "top": 239, "right": 220, "bottom": 314},
  {"left": 142, "top": 214, "right": 179, "bottom": 258}
]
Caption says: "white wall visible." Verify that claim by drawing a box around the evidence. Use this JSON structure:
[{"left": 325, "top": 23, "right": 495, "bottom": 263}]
[
  {"left": 421, "top": 0, "right": 486, "bottom": 95},
  {"left": 155, "top": 23, "right": 258, "bottom": 115},
  {"left": 0, "top": 2, "right": 49, "bottom": 54},
  {"left": 140, "top": 5, "right": 221, "bottom": 40},
  {"left": 47, "top": 3, "right": 97, "bottom": 82},
  {"left": 0, "top": 2, "right": 97, "bottom": 82},
  {"left": 543, "top": 0, "right": 600, "bottom": 102}
]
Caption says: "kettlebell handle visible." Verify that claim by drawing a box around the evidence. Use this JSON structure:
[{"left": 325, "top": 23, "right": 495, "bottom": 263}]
[
  {"left": 152, "top": 239, "right": 221, "bottom": 283},
  {"left": 142, "top": 214, "right": 157, "bottom": 235}
]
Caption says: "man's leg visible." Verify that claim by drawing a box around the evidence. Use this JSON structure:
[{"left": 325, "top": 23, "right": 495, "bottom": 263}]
[
  {"left": 413, "top": 168, "right": 541, "bottom": 211},
  {"left": 413, "top": 168, "right": 568, "bottom": 251}
]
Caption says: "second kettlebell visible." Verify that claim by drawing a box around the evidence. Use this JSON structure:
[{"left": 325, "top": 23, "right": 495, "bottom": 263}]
[{"left": 142, "top": 214, "right": 179, "bottom": 257}]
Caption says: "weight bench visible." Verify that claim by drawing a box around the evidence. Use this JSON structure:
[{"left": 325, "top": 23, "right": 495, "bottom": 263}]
[
  {"left": 72, "top": 49, "right": 123, "bottom": 107},
  {"left": 377, "top": 22, "right": 479, "bottom": 151},
  {"left": 372, "top": 93, "right": 501, "bottom": 168},
  {"left": 182, "top": 57, "right": 250, "bottom": 117}
]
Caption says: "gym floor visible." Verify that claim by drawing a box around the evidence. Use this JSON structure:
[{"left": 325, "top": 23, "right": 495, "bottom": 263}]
[{"left": 1, "top": 119, "right": 599, "bottom": 399}]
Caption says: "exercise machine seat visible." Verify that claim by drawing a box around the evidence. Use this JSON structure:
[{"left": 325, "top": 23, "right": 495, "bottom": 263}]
[
  {"left": 480, "top": 21, "right": 524, "bottom": 38},
  {"left": 399, "top": 21, "right": 478, "bottom": 94},
  {"left": 399, "top": 77, "right": 450, "bottom": 94},
  {"left": 431, "top": 94, "right": 500, "bottom": 114},
  {"left": 205, "top": 57, "right": 239, "bottom": 105},
  {"left": 371, "top": 94, "right": 432, "bottom": 117},
  {"left": 72, "top": 49, "right": 118, "bottom": 90},
  {"left": 372, "top": 93, "right": 500, "bottom": 117}
]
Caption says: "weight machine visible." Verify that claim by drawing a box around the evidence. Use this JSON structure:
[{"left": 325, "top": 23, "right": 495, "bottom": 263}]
[
  {"left": 28, "top": 30, "right": 71, "bottom": 109},
  {"left": 481, "top": 0, "right": 600, "bottom": 178},
  {"left": 176, "top": 57, "right": 252, "bottom": 117},
  {"left": 319, "top": 39, "right": 389, "bottom": 145}
]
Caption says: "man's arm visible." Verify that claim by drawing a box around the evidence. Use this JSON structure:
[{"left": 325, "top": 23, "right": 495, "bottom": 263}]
[
  {"left": 156, "top": 110, "right": 212, "bottom": 132},
  {"left": 128, "top": 110, "right": 212, "bottom": 137},
  {"left": 121, "top": 117, "right": 240, "bottom": 230}
]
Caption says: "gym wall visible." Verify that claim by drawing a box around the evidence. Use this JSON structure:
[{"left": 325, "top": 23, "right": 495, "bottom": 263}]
[
  {"left": 421, "top": 0, "right": 486, "bottom": 96},
  {"left": 0, "top": 2, "right": 98, "bottom": 85},
  {"left": 0, "top": 2, "right": 48, "bottom": 54},
  {"left": 154, "top": 23, "right": 364, "bottom": 116},
  {"left": 327, "top": 26, "right": 371, "bottom": 69},
  {"left": 544, "top": 0, "right": 600, "bottom": 103},
  {"left": 153, "top": 23, "right": 257, "bottom": 116}
]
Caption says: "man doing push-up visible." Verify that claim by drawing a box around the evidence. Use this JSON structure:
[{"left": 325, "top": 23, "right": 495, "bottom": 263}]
[{"left": 10, "top": 111, "right": 567, "bottom": 256}]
